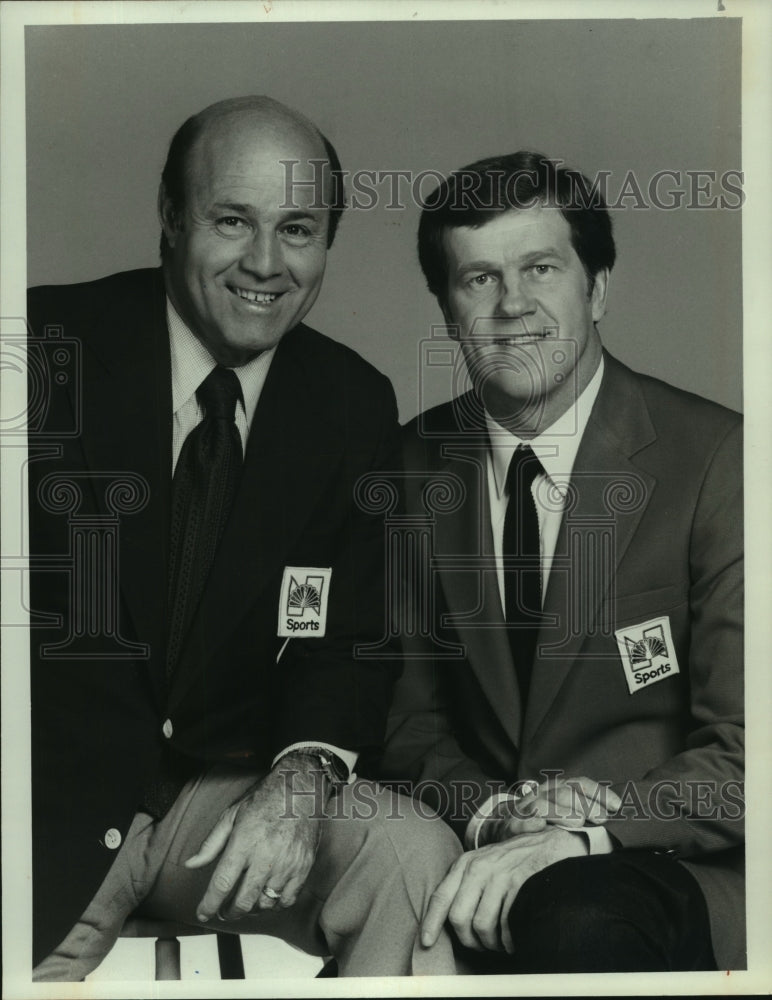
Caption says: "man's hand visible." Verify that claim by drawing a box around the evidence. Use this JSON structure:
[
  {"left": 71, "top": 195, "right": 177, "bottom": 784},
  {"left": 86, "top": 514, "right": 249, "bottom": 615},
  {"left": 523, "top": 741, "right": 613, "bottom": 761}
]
[
  {"left": 479, "top": 775, "right": 621, "bottom": 846},
  {"left": 422, "top": 826, "right": 587, "bottom": 953},
  {"left": 185, "top": 753, "right": 329, "bottom": 923}
]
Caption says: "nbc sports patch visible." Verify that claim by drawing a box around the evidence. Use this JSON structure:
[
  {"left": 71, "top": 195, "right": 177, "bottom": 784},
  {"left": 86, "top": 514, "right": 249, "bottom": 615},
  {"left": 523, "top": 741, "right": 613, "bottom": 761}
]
[
  {"left": 614, "top": 616, "right": 679, "bottom": 694},
  {"left": 278, "top": 566, "right": 332, "bottom": 638}
]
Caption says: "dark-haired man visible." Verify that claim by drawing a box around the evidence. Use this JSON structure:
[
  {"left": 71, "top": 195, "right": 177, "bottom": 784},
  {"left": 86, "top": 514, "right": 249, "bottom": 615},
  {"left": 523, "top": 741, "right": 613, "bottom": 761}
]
[
  {"left": 29, "top": 96, "right": 460, "bottom": 980},
  {"left": 382, "top": 152, "right": 744, "bottom": 972}
]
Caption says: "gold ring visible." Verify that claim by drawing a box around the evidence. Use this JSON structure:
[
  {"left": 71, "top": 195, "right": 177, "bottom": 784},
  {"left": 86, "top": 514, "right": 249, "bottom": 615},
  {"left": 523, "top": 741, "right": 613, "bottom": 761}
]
[{"left": 262, "top": 886, "right": 282, "bottom": 900}]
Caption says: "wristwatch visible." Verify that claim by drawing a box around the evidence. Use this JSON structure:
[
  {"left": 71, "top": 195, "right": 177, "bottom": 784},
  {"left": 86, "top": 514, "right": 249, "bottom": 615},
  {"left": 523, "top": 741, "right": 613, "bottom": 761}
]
[{"left": 290, "top": 747, "right": 350, "bottom": 789}]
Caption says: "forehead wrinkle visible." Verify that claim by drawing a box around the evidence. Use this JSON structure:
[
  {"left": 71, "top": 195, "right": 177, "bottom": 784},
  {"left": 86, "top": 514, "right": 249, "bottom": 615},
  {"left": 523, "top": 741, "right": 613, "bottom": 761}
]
[{"left": 448, "top": 213, "right": 574, "bottom": 259}]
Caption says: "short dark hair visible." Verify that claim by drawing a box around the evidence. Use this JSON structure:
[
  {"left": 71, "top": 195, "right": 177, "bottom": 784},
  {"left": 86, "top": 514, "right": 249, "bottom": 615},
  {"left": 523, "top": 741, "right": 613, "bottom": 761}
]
[
  {"left": 158, "top": 109, "right": 346, "bottom": 260},
  {"left": 417, "top": 151, "right": 616, "bottom": 304}
]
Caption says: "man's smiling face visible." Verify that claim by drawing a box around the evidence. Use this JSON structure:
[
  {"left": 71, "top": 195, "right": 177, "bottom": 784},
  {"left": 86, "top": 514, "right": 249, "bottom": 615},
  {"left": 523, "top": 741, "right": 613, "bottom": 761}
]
[
  {"left": 161, "top": 113, "right": 330, "bottom": 366},
  {"left": 443, "top": 204, "right": 608, "bottom": 431}
]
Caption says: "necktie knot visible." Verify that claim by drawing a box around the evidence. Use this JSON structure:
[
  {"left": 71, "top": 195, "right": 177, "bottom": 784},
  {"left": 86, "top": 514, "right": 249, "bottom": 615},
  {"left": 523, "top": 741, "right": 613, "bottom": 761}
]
[
  {"left": 197, "top": 366, "right": 242, "bottom": 422},
  {"left": 505, "top": 445, "right": 542, "bottom": 498}
]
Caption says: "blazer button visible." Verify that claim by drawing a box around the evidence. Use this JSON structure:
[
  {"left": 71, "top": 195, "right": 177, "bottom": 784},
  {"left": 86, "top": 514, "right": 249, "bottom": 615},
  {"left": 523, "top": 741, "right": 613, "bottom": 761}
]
[
  {"left": 104, "top": 828, "right": 122, "bottom": 850},
  {"left": 162, "top": 718, "right": 173, "bottom": 739}
]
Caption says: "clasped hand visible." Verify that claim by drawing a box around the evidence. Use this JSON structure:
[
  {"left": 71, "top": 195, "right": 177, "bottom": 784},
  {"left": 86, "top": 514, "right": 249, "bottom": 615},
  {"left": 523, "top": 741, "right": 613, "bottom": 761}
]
[
  {"left": 477, "top": 774, "right": 622, "bottom": 846},
  {"left": 422, "top": 776, "right": 621, "bottom": 953},
  {"left": 186, "top": 754, "right": 329, "bottom": 923}
]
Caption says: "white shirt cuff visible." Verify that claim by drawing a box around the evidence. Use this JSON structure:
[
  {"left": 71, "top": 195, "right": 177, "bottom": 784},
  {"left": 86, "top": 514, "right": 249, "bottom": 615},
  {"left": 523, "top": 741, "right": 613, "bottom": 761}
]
[
  {"left": 465, "top": 793, "right": 518, "bottom": 849},
  {"left": 465, "top": 793, "right": 615, "bottom": 853},
  {"left": 559, "top": 824, "right": 614, "bottom": 854},
  {"left": 271, "top": 742, "right": 358, "bottom": 782}
]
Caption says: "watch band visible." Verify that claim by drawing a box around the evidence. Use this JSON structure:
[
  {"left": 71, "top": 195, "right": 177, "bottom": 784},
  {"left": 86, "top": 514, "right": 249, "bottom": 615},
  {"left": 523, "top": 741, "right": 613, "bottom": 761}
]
[{"left": 284, "top": 746, "right": 350, "bottom": 788}]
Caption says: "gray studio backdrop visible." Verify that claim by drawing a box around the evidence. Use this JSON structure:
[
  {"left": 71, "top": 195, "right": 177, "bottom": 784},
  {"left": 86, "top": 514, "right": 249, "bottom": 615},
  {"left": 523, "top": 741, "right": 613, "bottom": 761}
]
[{"left": 25, "top": 18, "right": 742, "bottom": 420}]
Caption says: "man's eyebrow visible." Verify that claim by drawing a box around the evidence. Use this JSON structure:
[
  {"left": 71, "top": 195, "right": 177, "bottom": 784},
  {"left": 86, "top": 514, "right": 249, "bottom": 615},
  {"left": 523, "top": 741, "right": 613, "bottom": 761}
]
[
  {"left": 209, "top": 203, "right": 324, "bottom": 224},
  {"left": 455, "top": 247, "right": 568, "bottom": 273},
  {"left": 455, "top": 259, "right": 498, "bottom": 274},
  {"left": 279, "top": 209, "right": 325, "bottom": 224},
  {"left": 519, "top": 246, "right": 566, "bottom": 263}
]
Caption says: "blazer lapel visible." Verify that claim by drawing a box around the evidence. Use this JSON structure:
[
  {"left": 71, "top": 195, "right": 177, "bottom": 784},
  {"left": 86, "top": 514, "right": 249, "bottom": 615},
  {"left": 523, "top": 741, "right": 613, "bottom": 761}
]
[
  {"left": 433, "top": 394, "right": 524, "bottom": 746},
  {"left": 523, "top": 354, "right": 657, "bottom": 746},
  {"left": 74, "top": 270, "right": 171, "bottom": 696}
]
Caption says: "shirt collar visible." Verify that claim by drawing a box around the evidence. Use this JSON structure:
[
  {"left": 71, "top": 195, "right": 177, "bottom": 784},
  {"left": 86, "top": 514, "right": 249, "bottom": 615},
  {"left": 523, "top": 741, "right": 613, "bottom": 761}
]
[
  {"left": 167, "top": 298, "right": 276, "bottom": 428},
  {"left": 485, "top": 355, "right": 605, "bottom": 500}
]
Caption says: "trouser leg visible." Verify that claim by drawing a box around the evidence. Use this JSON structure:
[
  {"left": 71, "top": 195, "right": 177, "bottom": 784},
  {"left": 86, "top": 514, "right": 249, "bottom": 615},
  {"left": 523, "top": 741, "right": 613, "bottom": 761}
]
[
  {"left": 32, "top": 811, "right": 157, "bottom": 982},
  {"left": 32, "top": 768, "right": 217, "bottom": 982},
  {"left": 504, "top": 850, "right": 717, "bottom": 973},
  {"left": 310, "top": 781, "right": 462, "bottom": 975},
  {"left": 137, "top": 767, "right": 462, "bottom": 976}
]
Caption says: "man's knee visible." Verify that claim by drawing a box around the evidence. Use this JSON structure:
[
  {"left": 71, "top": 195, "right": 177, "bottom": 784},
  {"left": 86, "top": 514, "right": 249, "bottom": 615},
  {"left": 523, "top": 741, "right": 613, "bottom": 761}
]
[
  {"left": 506, "top": 853, "right": 711, "bottom": 973},
  {"left": 325, "top": 783, "right": 461, "bottom": 880},
  {"left": 380, "top": 791, "right": 462, "bottom": 871},
  {"left": 508, "top": 865, "right": 652, "bottom": 971}
]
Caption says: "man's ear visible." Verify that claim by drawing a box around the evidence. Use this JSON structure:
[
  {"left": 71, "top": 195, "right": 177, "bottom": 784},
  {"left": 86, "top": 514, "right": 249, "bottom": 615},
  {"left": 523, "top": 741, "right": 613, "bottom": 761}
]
[
  {"left": 158, "top": 183, "right": 180, "bottom": 249},
  {"left": 590, "top": 267, "right": 610, "bottom": 323}
]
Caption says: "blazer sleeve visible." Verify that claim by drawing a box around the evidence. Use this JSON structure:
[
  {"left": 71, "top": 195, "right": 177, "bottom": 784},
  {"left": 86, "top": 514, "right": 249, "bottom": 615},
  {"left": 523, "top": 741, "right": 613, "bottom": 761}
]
[
  {"left": 603, "top": 418, "right": 744, "bottom": 857},
  {"left": 382, "top": 651, "right": 512, "bottom": 840}
]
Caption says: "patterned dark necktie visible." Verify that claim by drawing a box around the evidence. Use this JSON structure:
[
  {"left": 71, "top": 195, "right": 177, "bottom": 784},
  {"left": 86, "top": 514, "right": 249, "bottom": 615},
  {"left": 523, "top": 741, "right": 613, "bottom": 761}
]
[
  {"left": 166, "top": 365, "right": 244, "bottom": 677},
  {"left": 503, "top": 445, "right": 543, "bottom": 703}
]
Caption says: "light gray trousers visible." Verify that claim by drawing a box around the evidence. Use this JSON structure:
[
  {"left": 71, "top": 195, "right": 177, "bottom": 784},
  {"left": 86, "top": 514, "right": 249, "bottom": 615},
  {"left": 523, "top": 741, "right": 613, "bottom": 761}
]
[{"left": 33, "top": 766, "right": 462, "bottom": 980}]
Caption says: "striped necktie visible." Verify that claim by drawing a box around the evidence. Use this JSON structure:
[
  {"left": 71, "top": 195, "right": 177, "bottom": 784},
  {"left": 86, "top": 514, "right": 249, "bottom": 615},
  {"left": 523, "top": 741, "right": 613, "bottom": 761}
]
[{"left": 166, "top": 365, "right": 243, "bottom": 676}]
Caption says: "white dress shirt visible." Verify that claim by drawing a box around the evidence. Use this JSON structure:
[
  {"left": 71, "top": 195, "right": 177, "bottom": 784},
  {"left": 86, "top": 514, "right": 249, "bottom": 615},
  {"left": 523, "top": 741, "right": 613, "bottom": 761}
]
[
  {"left": 467, "top": 357, "right": 613, "bottom": 853},
  {"left": 167, "top": 300, "right": 358, "bottom": 780},
  {"left": 168, "top": 301, "right": 275, "bottom": 472},
  {"left": 485, "top": 357, "right": 605, "bottom": 611}
]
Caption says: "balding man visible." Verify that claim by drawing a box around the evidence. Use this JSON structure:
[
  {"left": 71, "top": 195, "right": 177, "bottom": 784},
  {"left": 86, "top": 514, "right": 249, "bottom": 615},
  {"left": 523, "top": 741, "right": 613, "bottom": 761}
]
[{"left": 28, "top": 97, "right": 460, "bottom": 980}]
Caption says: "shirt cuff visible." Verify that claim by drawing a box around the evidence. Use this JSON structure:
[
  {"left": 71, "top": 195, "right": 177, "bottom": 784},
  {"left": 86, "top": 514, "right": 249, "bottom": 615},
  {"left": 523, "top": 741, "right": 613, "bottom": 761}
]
[
  {"left": 271, "top": 742, "right": 358, "bottom": 783},
  {"left": 558, "top": 824, "right": 614, "bottom": 854},
  {"left": 466, "top": 793, "right": 616, "bottom": 854},
  {"left": 465, "top": 793, "right": 518, "bottom": 850}
]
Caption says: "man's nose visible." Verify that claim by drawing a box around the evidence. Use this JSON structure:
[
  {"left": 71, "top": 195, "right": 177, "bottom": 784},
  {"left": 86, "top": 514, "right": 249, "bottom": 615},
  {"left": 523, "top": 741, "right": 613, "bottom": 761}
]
[
  {"left": 497, "top": 273, "right": 536, "bottom": 318},
  {"left": 239, "top": 230, "right": 283, "bottom": 278}
]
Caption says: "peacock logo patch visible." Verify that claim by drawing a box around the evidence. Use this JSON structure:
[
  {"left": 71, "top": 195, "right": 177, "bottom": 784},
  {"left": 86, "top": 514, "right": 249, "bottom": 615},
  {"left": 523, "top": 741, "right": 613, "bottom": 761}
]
[
  {"left": 625, "top": 624, "right": 668, "bottom": 670},
  {"left": 614, "top": 616, "right": 679, "bottom": 694},
  {"left": 278, "top": 566, "right": 332, "bottom": 638},
  {"left": 288, "top": 579, "right": 322, "bottom": 616}
]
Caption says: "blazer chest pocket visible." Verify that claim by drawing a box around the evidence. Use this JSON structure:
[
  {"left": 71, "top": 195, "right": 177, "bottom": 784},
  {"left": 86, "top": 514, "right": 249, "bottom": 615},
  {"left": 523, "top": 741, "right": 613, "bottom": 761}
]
[
  {"left": 601, "top": 584, "right": 688, "bottom": 632},
  {"left": 600, "top": 585, "right": 690, "bottom": 697}
]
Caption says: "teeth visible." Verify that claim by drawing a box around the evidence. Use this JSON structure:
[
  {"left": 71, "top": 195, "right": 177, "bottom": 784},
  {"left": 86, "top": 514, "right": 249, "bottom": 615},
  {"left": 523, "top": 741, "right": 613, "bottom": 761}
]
[
  {"left": 494, "top": 333, "right": 553, "bottom": 345},
  {"left": 234, "top": 287, "right": 278, "bottom": 304}
]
